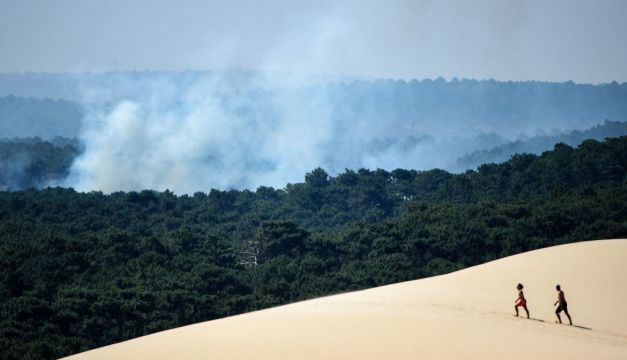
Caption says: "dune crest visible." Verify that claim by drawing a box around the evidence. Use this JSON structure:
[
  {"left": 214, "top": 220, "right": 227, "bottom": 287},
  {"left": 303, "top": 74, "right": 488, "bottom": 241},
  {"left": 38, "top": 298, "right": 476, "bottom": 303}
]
[{"left": 64, "top": 239, "right": 627, "bottom": 359}]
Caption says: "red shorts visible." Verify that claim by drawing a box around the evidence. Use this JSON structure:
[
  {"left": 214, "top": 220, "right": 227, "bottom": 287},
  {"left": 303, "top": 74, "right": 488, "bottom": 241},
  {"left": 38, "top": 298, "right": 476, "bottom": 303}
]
[{"left": 516, "top": 300, "right": 527, "bottom": 307}]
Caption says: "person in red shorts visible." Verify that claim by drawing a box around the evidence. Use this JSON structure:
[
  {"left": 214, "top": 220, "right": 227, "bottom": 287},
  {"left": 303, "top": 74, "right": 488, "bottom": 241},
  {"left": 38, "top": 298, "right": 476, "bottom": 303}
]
[{"left": 514, "top": 283, "right": 530, "bottom": 318}]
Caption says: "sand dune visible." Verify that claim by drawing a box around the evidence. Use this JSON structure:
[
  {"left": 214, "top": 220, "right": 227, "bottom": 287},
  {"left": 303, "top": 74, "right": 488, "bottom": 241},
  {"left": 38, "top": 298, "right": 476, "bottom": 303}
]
[{"left": 64, "top": 239, "right": 627, "bottom": 359}]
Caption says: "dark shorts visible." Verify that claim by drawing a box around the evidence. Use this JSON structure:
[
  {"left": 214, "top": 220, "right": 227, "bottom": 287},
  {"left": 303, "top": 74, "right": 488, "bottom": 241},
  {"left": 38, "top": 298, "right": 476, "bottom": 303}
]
[{"left": 556, "top": 302, "right": 568, "bottom": 313}]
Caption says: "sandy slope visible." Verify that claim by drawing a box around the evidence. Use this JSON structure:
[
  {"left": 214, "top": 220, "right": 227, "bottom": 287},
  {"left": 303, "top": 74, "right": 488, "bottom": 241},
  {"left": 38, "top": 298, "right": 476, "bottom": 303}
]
[{"left": 64, "top": 239, "right": 627, "bottom": 359}]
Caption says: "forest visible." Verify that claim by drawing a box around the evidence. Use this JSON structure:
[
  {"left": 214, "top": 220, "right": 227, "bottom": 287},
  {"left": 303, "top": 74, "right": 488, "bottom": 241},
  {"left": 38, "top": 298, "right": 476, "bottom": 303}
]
[{"left": 1, "top": 136, "right": 626, "bottom": 359}]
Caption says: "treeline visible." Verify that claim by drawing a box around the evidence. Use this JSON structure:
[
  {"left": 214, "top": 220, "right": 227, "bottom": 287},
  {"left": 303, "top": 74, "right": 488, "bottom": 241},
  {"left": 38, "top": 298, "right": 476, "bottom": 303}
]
[
  {"left": 457, "top": 120, "right": 627, "bottom": 169},
  {"left": 1, "top": 137, "right": 626, "bottom": 359}
]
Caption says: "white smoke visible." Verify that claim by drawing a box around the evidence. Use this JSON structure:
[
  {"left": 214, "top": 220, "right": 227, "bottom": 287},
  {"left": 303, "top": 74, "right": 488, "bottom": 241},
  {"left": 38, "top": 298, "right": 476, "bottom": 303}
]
[{"left": 67, "top": 74, "right": 334, "bottom": 192}]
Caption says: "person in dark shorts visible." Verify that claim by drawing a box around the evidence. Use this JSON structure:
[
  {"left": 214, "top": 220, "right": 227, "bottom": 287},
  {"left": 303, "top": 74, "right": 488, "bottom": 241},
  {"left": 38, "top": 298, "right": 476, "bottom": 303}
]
[
  {"left": 554, "top": 285, "right": 572, "bottom": 325},
  {"left": 514, "top": 283, "right": 530, "bottom": 318}
]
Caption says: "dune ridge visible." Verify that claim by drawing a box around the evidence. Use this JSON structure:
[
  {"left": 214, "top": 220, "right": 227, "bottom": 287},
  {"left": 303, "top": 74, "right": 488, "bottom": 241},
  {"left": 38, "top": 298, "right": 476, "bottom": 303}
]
[{"left": 64, "top": 239, "right": 627, "bottom": 359}]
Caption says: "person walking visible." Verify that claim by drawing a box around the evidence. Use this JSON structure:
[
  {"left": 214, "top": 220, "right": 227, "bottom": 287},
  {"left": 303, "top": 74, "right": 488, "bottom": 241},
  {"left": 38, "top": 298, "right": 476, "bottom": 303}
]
[
  {"left": 554, "top": 285, "right": 572, "bottom": 325},
  {"left": 514, "top": 283, "right": 530, "bottom": 318}
]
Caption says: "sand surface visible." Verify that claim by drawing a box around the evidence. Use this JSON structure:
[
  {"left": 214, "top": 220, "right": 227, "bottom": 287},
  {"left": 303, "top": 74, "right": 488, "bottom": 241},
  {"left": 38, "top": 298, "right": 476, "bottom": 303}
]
[{"left": 64, "top": 239, "right": 627, "bottom": 359}]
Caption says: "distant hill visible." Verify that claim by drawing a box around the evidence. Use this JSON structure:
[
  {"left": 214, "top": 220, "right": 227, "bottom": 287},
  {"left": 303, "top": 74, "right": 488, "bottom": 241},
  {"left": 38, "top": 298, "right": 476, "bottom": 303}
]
[
  {"left": 457, "top": 120, "right": 627, "bottom": 170},
  {"left": 1, "top": 72, "right": 626, "bottom": 137},
  {"left": 0, "top": 95, "right": 83, "bottom": 139}
]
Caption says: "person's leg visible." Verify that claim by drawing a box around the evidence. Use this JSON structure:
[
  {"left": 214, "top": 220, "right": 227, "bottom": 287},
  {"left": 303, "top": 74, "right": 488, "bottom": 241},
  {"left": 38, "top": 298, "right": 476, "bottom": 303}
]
[
  {"left": 523, "top": 305, "right": 529, "bottom": 319},
  {"left": 515, "top": 304, "right": 519, "bottom": 316},
  {"left": 555, "top": 307, "right": 562, "bottom": 323},
  {"left": 563, "top": 307, "right": 572, "bottom": 325}
]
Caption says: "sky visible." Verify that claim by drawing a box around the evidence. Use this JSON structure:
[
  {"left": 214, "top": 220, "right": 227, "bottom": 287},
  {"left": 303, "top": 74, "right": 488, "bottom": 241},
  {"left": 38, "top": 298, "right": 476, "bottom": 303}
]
[{"left": 1, "top": 0, "right": 626, "bottom": 83}]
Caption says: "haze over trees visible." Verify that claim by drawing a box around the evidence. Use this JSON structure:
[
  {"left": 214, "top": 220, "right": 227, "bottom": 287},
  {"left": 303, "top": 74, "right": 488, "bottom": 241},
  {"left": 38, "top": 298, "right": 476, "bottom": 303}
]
[
  {"left": 0, "top": 95, "right": 82, "bottom": 139},
  {"left": 1, "top": 74, "right": 627, "bottom": 191},
  {"left": 456, "top": 120, "right": 627, "bottom": 170},
  {"left": 0, "top": 120, "right": 625, "bottom": 192},
  {"left": 2, "top": 73, "right": 626, "bottom": 139},
  {"left": 0, "top": 137, "right": 79, "bottom": 190}
]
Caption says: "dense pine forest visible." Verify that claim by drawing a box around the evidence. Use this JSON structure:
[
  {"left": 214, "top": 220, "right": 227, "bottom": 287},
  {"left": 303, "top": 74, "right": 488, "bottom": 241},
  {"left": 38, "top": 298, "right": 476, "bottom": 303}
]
[{"left": 1, "top": 136, "right": 626, "bottom": 359}]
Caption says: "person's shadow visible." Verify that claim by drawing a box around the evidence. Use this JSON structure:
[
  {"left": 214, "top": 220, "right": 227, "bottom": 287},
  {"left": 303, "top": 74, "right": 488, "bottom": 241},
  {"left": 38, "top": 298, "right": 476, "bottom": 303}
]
[
  {"left": 528, "top": 318, "right": 546, "bottom": 323},
  {"left": 527, "top": 318, "right": 592, "bottom": 330}
]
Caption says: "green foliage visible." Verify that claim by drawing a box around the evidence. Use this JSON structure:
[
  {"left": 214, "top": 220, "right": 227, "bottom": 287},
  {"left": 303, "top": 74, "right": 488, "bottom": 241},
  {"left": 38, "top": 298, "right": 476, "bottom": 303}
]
[{"left": 0, "top": 137, "right": 626, "bottom": 359}]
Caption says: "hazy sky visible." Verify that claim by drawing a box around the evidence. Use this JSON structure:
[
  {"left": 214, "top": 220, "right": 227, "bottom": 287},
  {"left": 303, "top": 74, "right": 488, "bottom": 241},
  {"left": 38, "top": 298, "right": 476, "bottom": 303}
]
[{"left": 1, "top": 0, "right": 626, "bottom": 82}]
